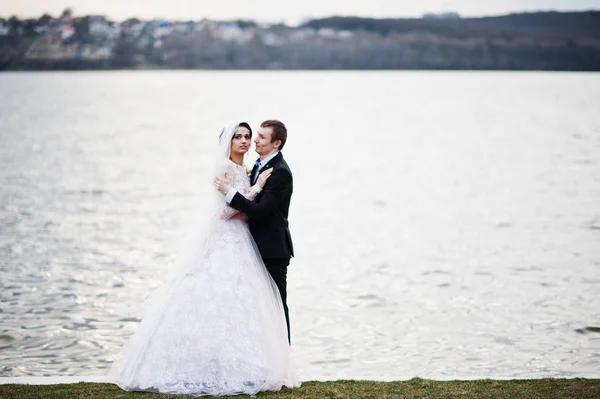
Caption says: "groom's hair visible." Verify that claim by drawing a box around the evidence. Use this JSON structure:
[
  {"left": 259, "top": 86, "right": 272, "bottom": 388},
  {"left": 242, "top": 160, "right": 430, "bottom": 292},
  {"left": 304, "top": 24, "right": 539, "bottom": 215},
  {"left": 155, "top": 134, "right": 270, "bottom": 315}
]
[{"left": 261, "top": 120, "right": 287, "bottom": 150}]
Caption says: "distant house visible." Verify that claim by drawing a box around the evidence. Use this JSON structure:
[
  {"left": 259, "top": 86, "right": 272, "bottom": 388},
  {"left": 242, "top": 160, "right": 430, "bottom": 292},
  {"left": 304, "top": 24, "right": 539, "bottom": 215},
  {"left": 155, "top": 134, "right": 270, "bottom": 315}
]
[
  {"left": 218, "top": 23, "right": 244, "bottom": 41},
  {"left": 262, "top": 32, "right": 283, "bottom": 46},
  {"left": 289, "top": 29, "right": 316, "bottom": 41},
  {"left": 58, "top": 24, "right": 75, "bottom": 40},
  {"left": 127, "top": 22, "right": 146, "bottom": 38},
  {"left": 154, "top": 21, "right": 173, "bottom": 38},
  {"left": 79, "top": 44, "right": 112, "bottom": 60},
  {"left": 39, "top": 18, "right": 64, "bottom": 40},
  {"left": 34, "top": 24, "right": 48, "bottom": 35},
  {"left": 0, "top": 19, "right": 9, "bottom": 36},
  {"left": 423, "top": 12, "right": 461, "bottom": 20},
  {"left": 338, "top": 30, "right": 354, "bottom": 39},
  {"left": 318, "top": 28, "right": 336, "bottom": 39},
  {"left": 88, "top": 16, "right": 113, "bottom": 37},
  {"left": 173, "top": 22, "right": 191, "bottom": 33},
  {"left": 107, "top": 22, "right": 122, "bottom": 40}
]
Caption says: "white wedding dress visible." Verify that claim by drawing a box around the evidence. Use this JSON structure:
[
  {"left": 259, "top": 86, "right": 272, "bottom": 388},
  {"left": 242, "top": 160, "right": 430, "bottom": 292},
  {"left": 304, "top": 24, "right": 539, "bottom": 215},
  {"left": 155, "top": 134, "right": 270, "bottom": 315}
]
[{"left": 110, "top": 160, "right": 299, "bottom": 396}]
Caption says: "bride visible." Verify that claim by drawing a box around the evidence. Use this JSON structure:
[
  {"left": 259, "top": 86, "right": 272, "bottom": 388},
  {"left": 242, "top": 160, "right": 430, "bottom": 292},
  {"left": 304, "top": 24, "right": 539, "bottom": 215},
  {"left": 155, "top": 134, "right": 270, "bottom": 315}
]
[{"left": 109, "top": 122, "right": 299, "bottom": 396}]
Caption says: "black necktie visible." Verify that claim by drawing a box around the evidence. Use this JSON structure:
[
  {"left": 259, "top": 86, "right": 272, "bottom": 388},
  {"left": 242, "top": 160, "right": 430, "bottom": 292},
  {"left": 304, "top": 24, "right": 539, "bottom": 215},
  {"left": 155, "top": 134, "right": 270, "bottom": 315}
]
[{"left": 251, "top": 159, "right": 261, "bottom": 185}]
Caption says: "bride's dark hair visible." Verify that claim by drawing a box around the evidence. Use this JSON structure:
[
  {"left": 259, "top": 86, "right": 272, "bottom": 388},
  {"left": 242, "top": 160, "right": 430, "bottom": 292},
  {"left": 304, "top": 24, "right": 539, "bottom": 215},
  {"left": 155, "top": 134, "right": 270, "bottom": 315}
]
[
  {"left": 219, "top": 122, "right": 252, "bottom": 142},
  {"left": 238, "top": 122, "right": 252, "bottom": 136}
]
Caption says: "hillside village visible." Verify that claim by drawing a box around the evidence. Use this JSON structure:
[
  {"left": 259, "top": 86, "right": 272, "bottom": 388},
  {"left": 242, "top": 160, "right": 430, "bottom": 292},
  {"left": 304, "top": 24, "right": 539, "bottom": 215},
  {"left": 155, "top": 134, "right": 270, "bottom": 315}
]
[{"left": 1, "top": 9, "right": 599, "bottom": 70}]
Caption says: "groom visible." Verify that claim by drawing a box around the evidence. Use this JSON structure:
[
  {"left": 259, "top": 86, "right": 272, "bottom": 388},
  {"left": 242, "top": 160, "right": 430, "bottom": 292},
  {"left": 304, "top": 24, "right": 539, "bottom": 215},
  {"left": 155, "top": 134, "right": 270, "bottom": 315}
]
[{"left": 216, "top": 119, "right": 294, "bottom": 343}]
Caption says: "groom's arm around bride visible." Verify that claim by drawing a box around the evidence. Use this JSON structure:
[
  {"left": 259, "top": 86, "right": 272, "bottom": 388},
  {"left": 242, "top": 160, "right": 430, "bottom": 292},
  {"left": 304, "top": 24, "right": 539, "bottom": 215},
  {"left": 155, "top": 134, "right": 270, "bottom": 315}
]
[{"left": 216, "top": 119, "right": 294, "bottom": 343}]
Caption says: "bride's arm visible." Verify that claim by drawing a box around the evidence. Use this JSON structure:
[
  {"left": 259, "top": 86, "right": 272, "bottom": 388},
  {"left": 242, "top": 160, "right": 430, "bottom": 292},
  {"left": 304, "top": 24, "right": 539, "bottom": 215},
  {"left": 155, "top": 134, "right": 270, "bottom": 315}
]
[
  {"left": 228, "top": 168, "right": 292, "bottom": 221},
  {"left": 244, "top": 168, "right": 273, "bottom": 200},
  {"left": 217, "top": 163, "right": 244, "bottom": 219},
  {"left": 217, "top": 166, "right": 272, "bottom": 219}
]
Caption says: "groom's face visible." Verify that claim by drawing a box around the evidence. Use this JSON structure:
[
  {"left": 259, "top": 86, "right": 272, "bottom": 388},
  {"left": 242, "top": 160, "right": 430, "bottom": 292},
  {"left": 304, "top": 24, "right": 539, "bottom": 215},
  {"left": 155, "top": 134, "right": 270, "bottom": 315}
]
[{"left": 254, "top": 126, "right": 280, "bottom": 156}]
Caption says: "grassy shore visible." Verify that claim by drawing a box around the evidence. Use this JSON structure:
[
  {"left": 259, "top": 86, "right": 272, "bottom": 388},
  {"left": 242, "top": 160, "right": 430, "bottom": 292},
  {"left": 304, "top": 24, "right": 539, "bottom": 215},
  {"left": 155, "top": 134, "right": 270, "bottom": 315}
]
[{"left": 1, "top": 378, "right": 599, "bottom": 399}]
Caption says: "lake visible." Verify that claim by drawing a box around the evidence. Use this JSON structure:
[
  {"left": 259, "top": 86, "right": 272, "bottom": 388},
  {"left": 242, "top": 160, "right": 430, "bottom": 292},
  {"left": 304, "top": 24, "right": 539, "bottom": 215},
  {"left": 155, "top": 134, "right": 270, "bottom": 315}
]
[{"left": 0, "top": 71, "right": 599, "bottom": 379}]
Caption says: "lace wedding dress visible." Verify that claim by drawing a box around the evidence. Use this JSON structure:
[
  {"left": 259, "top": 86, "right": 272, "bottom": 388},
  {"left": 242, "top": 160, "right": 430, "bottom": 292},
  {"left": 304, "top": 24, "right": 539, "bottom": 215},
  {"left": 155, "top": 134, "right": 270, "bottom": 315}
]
[{"left": 110, "top": 160, "right": 299, "bottom": 396}]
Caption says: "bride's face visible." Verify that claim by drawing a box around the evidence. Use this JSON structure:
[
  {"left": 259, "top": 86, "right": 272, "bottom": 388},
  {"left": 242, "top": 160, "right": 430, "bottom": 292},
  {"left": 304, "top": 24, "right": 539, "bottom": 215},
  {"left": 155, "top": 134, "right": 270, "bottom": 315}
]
[{"left": 230, "top": 128, "right": 251, "bottom": 156}]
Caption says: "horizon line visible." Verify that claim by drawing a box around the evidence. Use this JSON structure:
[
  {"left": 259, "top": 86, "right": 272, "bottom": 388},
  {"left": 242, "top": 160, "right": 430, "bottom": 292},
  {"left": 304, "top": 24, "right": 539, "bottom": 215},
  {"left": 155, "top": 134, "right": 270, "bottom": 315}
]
[{"left": 2, "top": 8, "right": 600, "bottom": 26}]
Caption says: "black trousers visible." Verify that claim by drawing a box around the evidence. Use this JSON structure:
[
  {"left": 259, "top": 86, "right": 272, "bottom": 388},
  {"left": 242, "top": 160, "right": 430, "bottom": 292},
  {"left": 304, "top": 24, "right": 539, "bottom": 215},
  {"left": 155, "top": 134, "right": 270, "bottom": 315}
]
[{"left": 263, "top": 258, "right": 290, "bottom": 344}]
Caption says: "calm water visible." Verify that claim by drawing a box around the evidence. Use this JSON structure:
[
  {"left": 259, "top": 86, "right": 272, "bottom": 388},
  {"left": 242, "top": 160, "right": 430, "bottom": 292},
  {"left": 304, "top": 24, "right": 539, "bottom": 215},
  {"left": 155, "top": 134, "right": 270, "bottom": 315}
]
[{"left": 1, "top": 71, "right": 599, "bottom": 379}]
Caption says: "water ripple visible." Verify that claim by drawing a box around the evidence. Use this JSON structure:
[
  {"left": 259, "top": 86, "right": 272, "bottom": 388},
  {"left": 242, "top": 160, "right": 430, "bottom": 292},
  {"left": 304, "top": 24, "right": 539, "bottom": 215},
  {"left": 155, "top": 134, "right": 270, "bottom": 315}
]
[{"left": 1, "top": 71, "right": 599, "bottom": 379}]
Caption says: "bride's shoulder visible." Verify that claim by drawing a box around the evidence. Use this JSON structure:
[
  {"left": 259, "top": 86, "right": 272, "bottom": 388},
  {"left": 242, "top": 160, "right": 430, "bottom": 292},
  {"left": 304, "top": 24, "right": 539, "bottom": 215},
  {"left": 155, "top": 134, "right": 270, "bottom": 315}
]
[
  {"left": 220, "top": 159, "right": 247, "bottom": 174},
  {"left": 219, "top": 159, "right": 236, "bottom": 169}
]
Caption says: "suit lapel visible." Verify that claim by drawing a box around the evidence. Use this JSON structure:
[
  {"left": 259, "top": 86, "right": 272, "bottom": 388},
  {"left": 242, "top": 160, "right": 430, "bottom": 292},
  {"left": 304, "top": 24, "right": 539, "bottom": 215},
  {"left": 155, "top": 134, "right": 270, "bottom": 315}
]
[{"left": 260, "top": 152, "right": 283, "bottom": 173}]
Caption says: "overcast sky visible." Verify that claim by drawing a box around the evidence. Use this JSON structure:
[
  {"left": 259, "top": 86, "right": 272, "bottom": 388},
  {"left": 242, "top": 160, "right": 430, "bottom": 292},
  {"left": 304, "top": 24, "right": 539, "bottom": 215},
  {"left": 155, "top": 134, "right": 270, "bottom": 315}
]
[{"left": 3, "top": 0, "right": 600, "bottom": 25}]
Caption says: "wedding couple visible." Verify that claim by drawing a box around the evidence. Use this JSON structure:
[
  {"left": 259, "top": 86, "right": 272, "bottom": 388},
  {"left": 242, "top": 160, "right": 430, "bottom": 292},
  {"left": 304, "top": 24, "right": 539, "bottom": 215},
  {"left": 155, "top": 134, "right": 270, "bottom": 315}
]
[{"left": 110, "top": 120, "right": 299, "bottom": 396}]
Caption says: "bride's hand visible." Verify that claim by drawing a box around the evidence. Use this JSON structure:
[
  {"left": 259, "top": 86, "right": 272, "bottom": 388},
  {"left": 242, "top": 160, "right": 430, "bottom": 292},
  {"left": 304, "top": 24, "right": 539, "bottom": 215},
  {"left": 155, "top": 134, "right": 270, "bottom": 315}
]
[{"left": 256, "top": 168, "right": 273, "bottom": 188}]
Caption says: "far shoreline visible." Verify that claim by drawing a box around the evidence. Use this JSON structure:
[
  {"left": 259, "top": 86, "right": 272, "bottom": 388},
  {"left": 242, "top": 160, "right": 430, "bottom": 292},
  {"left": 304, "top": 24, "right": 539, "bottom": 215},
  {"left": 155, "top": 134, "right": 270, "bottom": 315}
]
[{"left": 2, "top": 68, "right": 600, "bottom": 73}]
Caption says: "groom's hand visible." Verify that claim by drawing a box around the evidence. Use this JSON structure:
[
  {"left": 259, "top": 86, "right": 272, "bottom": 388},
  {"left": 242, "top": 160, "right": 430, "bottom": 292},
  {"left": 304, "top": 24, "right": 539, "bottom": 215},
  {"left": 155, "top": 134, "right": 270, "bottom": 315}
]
[{"left": 214, "top": 173, "right": 232, "bottom": 195}]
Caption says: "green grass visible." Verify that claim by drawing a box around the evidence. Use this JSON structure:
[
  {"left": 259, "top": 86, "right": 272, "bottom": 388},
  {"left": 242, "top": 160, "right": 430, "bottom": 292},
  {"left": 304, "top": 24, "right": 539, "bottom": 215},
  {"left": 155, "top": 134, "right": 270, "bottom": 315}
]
[{"left": 1, "top": 379, "right": 599, "bottom": 399}]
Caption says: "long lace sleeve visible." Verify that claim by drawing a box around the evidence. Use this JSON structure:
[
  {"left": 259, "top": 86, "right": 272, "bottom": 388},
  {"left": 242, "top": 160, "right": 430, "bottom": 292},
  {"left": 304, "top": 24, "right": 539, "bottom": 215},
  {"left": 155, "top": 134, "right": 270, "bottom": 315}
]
[
  {"left": 218, "top": 162, "right": 255, "bottom": 220},
  {"left": 244, "top": 185, "right": 263, "bottom": 201},
  {"left": 218, "top": 204, "right": 240, "bottom": 220}
]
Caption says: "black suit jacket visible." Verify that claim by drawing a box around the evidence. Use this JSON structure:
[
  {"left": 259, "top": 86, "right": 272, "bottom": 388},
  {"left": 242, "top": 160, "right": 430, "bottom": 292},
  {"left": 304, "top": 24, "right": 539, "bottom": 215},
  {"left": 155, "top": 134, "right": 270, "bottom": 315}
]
[{"left": 230, "top": 152, "right": 294, "bottom": 260}]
